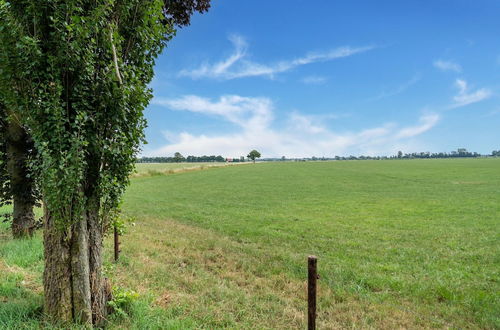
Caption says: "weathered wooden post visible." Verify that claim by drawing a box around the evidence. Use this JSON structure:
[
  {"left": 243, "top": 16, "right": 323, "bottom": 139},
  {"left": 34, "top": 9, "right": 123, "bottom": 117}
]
[
  {"left": 114, "top": 225, "right": 120, "bottom": 262},
  {"left": 308, "top": 255, "right": 318, "bottom": 330}
]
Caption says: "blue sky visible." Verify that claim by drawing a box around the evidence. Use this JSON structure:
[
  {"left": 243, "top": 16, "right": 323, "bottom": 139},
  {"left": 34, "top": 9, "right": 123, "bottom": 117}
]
[{"left": 143, "top": 0, "right": 500, "bottom": 158}]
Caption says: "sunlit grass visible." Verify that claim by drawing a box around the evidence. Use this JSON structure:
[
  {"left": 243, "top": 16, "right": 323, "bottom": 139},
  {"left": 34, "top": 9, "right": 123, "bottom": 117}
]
[
  {"left": 132, "top": 162, "right": 233, "bottom": 178},
  {"left": 121, "top": 158, "right": 500, "bottom": 328},
  {"left": 1, "top": 158, "right": 499, "bottom": 328}
]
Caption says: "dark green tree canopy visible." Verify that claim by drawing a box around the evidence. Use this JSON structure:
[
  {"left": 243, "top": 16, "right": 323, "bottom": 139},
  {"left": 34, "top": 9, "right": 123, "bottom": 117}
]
[
  {"left": 173, "top": 152, "right": 185, "bottom": 162},
  {"left": 0, "top": 0, "right": 210, "bottom": 324},
  {"left": 0, "top": 0, "right": 207, "bottom": 227},
  {"left": 163, "top": 0, "right": 210, "bottom": 26},
  {"left": 247, "top": 150, "right": 261, "bottom": 162}
]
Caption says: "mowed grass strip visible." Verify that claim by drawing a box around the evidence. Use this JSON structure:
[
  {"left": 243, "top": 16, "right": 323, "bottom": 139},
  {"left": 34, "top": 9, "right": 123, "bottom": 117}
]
[{"left": 122, "top": 158, "right": 500, "bottom": 328}]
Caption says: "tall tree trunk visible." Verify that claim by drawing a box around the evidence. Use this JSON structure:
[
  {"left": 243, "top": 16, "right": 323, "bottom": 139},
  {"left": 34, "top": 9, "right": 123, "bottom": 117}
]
[
  {"left": 43, "top": 196, "right": 109, "bottom": 325},
  {"left": 87, "top": 195, "right": 109, "bottom": 324},
  {"left": 6, "top": 120, "right": 36, "bottom": 238}
]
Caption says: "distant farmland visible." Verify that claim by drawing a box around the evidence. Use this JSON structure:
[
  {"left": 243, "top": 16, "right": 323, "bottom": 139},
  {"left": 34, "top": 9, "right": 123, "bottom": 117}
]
[{"left": 1, "top": 158, "right": 499, "bottom": 328}]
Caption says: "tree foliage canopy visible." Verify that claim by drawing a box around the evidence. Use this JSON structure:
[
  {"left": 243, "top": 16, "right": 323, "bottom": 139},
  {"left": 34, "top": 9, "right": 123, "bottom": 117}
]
[
  {"left": 247, "top": 150, "right": 261, "bottom": 161},
  {"left": 0, "top": 0, "right": 210, "bottom": 324},
  {"left": 0, "top": 0, "right": 208, "bottom": 229}
]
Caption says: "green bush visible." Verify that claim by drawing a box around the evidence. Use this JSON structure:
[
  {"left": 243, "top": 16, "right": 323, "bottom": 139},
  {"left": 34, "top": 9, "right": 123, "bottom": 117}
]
[{"left": 108, "top": 287, "right": 139, "bottom": 318}]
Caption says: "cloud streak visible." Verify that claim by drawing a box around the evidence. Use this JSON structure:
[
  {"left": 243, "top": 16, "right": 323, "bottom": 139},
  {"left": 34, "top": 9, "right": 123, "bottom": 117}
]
[
  {"left": 395, "top": 114, "right": 440, "bottom": 139},
  {"left": 154, "top": 94, "right": 273, "bottom": 129},
  {"left": 433, "top": 59, "right": 462, "bottom": 73},
  {"left": 449, "top": 79, "right": 492, "bottom": 109},
  {"left": 370, "top": 74, "right": 421, "bottom": 100},
  {"left": 179, "top": 35, "right": 375, "bottom": 80},
  {"left": 147, "top": 94, "right": 440, "bottom": 158},
  {"left": 301, "top": 75, "right": 328, "bottom": 85}
]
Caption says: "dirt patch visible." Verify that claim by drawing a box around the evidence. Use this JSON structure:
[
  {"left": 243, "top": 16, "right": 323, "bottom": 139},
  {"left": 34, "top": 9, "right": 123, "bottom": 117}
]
[{"left": 154, "top": 291, "right": 171, "bottom": 309}]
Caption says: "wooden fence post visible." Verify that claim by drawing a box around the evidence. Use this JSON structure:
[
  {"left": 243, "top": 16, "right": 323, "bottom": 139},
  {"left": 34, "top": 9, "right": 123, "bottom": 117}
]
[
  {"left": 308, "top": 255, "right": 318, "bottom": 330},
  {"left": 114, "top": 225, "right": 120, "bottom": 262}
]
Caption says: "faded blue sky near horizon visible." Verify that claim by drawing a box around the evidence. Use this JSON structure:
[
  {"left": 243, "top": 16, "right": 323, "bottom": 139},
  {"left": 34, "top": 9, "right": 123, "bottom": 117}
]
[{"left": 143, "top": 0, "right": 500, "bottom": 158}]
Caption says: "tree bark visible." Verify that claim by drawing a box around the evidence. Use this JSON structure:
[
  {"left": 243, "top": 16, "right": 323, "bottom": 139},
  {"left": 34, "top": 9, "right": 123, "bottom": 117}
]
[
  {"left": 87, "top": 195, "right": 109, "bottom": 325},
  {"left": 43, "top": 208, "right": 74, "bottom": 323},
  {"left": 43, "top": 197, "right": 109, "bottom": 325},
  {"left": 6, "top": 120, "right": 36, "bottom": 238}
]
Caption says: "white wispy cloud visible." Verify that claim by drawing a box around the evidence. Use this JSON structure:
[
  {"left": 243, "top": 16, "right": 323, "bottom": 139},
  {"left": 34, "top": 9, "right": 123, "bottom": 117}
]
[
  {"left": 178, "top": 35, "right": 375, "bottom": 80},
  {"left": 154, "top": 94, "right": 273, "bottom": 128},
  {"left": 147, "top": 94, "right": 439, "bottom": 158},
  {"left": 449, "top": 79, "right": 492, "bottom": 108},
  {"left": 370, "top": 74, "right": 421, "bottom": 100},
  {"left": 395, "top": 114, "right": 440, "bottom": 139},
  {"left": 301, "top": 75, "right": 328, "bottom": 85},
  {"left": 288, "top": 112, "right": 326, "bottom": 134},
  {"left": 433, "top": 59, "right": 462, "bottom": 73}
]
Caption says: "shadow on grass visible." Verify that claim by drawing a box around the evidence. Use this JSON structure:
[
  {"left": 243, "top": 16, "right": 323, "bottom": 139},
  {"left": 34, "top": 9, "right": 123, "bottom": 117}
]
[{"left": 0, "top": 275, "right": 44, "bottom": 328}]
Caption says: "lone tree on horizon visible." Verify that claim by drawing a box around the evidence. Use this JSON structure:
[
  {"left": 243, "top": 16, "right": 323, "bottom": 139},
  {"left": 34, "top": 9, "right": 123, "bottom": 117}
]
[
  {"left": 174, "top": 152, "right": 185, "bottom": 162},
  {"left": 247, "top": 150, "right": 261, "bottom": 163}
]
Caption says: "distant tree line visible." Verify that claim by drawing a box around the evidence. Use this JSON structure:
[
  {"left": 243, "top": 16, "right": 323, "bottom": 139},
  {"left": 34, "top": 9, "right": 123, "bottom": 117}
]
[
  {"left": 262, "top": 148, "right": 498, "bottom": 162},
  {"left": 395, "top": 148, "right": 482, "bottom": 159},
  {"left": 138, "top": 148, "right": 499, "bottom": 164}
]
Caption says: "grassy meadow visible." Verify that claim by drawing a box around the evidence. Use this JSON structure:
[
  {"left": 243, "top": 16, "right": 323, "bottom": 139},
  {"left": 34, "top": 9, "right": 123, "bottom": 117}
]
[{"left": 1, "top": 158, "right": 499, "bottom": 328}]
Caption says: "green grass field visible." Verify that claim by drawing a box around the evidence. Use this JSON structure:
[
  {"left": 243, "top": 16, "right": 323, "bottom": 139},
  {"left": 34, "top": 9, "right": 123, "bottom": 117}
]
[{"left": 1, "top": 159, "right": 499, "bottom": 328}]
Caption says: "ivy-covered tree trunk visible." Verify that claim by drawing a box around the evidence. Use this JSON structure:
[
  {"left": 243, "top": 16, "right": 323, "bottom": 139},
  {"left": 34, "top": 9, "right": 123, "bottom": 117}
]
[
  {"left": 44, "top": 198, "right": 109, "bottom": 324},
  {"left": 44, "top": 159, "right": 109, "bottom": 325},
  {"left": 1, "top": 0, "right": 210, "bottom": 326},
  {"left": 5, "top": 120, "right": 35, "bottom": 238}
]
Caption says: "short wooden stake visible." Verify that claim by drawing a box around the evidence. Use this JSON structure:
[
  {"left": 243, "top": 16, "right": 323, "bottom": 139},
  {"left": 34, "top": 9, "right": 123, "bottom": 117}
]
[
  {"left": 114, "top": 226, "right": 120, "bottom": 262},
  {"left": 308, "top": 255, "right": 318, "bottom": 330}
]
